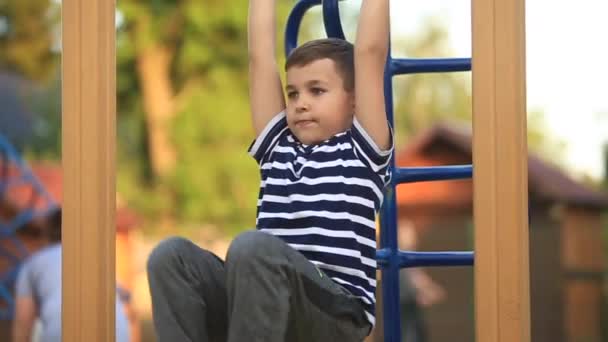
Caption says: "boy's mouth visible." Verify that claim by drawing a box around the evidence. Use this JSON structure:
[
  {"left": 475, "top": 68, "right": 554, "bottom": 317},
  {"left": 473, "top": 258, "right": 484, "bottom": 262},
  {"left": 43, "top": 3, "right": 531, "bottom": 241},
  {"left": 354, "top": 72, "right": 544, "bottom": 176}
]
[{"left": 295, "top": 119, "right": 317, "bottom": 128}]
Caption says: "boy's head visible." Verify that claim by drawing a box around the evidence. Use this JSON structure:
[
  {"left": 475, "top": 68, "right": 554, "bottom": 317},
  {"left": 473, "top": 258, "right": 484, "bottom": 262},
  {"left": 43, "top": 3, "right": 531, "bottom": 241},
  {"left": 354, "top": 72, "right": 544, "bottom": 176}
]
[{"left": 285, "top": 38, "right": 355, "bottom": 145}]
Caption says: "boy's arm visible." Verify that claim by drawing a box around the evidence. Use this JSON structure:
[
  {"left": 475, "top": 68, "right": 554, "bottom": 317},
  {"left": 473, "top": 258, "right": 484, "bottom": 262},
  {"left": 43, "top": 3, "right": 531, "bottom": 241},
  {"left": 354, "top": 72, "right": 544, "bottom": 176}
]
[
  {"left": 248, "top": 0, "right": 286, "bottom": 136},
  {"left": 354, "top": 0, "right": 391, "bottom": 150}
]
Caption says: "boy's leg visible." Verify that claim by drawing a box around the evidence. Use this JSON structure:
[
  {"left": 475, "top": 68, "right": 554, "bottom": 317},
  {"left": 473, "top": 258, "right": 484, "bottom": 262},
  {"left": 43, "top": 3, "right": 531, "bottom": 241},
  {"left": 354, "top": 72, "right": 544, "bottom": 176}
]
[
  {"left": 147, "top": 236, "right": 228, "bottom": 342},
  {"left": 225, "top": 231, "right": 371, "bottom": 342}
]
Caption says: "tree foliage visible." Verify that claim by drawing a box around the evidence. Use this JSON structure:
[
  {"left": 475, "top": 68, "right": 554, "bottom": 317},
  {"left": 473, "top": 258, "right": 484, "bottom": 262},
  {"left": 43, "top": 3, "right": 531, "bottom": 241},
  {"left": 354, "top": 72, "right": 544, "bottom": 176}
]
[
  {"left": 0, "top": 0, "right": 59, "bottom": 81},
  {"left": 115, "top": 0, "right": 293, "bottom": 234}
]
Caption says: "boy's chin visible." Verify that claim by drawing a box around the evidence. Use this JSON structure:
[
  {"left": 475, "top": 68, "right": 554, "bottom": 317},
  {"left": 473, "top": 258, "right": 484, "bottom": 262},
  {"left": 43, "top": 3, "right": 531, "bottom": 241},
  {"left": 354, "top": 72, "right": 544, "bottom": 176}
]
[{"left": 295, "top": 132, "right": 328, "bottom": 146}]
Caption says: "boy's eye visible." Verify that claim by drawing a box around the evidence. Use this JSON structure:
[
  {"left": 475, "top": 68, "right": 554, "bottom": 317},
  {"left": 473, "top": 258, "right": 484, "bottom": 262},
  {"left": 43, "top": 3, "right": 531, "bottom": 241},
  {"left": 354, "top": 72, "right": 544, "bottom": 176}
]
[
  {"left": 287, "top": 91, "right": 298, "bottom": 99},
  {"left": 311, "top": 87, "right": 325, "bottom": 95}
]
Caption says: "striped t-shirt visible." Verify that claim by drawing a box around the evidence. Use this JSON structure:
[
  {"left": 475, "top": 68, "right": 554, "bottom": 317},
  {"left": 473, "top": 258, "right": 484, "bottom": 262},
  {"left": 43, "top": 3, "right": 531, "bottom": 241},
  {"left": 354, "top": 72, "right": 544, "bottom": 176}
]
[{"left": 248, "top": 111, "right": 393, "bottom": 326}]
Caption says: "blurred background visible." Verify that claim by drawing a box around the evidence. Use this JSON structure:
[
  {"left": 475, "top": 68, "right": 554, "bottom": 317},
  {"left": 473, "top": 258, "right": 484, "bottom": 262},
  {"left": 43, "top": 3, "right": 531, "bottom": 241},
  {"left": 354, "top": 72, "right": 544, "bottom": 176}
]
[{"left": 0, "top": 0, "right": 606, "bottom": 341}]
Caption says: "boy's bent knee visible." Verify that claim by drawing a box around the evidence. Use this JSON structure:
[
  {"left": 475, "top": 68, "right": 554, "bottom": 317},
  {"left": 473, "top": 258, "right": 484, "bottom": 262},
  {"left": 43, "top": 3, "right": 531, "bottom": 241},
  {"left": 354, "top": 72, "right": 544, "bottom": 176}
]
[
  {"left": 226, "top": 230, "right": 283, "bottom": 265},
  {"left": 147, "top": 236, "right": 193, "bottom": 274}
]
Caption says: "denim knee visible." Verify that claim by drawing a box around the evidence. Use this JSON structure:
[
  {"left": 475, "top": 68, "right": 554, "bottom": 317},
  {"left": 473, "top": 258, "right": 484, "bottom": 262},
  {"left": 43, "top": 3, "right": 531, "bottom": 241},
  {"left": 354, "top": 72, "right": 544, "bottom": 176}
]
[
  {"left": 147, "top": 236, "right": 193, "bottom": 276},
  {"left": 225, "top": 231, "right": 281, "bottom": 266}
]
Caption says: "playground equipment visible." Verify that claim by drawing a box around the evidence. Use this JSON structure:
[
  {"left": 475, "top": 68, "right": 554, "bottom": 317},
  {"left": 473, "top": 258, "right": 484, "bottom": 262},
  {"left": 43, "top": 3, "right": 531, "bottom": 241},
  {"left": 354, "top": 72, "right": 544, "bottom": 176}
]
[
  {"left": 0, "top": 135, "right": 59, "bottom": 319},
  {"left": 61, "top": 0, "right": 529, "bottom": 340},
  {"left": 286, "top": 1, "right": 529, "bottom": 341},
  {"left": 287, "top": 2, "right": 473, "bottom": 340}
]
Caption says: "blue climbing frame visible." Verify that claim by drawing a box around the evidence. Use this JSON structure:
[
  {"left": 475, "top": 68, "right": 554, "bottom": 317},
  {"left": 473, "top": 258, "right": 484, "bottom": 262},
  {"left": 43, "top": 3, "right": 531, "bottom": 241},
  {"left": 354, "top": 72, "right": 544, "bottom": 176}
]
[
  {"left": 0, "top": 135, "right": 59, "bottom": 319},
  {"left": 285, "top": 1, "right": 475, "bottom": 341}
]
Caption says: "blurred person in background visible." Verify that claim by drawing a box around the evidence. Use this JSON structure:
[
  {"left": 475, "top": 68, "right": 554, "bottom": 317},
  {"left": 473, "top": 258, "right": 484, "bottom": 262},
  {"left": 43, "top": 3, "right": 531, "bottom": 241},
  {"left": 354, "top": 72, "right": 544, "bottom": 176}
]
[{"left": 12, "top": 208, "right": 130, "bottom": 342}]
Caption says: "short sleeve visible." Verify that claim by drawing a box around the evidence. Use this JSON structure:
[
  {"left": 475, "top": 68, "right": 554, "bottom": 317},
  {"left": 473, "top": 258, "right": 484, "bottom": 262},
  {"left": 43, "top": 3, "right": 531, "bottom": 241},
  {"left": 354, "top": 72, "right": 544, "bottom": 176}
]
[
  {"left": 350, "top": 118, "right": 394, "bottom": 180},
  {"left": 15, "top": 261, "right": 33, "bottom": 297},
  {"left": 248, "top": 111, "right": 289, "bottom": 165}
]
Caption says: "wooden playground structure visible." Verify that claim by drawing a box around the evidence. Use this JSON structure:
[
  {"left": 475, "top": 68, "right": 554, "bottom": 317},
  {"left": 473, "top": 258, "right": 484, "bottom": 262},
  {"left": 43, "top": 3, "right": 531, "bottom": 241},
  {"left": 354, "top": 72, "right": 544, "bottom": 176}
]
[{"left": 61, "top": 0, "right": 529, "bottom": 341}]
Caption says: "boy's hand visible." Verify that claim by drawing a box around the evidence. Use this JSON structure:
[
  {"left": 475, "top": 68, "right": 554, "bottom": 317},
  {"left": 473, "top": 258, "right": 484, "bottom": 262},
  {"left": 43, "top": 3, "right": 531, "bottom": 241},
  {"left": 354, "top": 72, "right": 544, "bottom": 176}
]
[
  {"left": 354, "top": 0, "right": 391, "bottom": 150},
  {"left": 248, "top": 0, "right": 286, "bottom": 136}
]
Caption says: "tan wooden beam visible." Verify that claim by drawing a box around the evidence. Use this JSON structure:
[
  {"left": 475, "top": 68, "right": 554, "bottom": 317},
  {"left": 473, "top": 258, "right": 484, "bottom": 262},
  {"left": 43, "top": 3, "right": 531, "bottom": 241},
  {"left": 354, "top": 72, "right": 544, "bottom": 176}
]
[
  {"left": 62, "top": 0, "right": 116, "bottom": 340},
  {"left": 472, "top": 0, "right": 530, "bottom": 340}
]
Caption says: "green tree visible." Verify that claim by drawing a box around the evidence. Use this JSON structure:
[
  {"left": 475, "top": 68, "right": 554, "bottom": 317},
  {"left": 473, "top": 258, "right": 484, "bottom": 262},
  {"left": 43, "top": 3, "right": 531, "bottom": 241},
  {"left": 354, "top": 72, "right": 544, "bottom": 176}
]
[
  {"left": 0, "top": 0, "right": 59, "bottom": 81},
  {"left": 390, "top": 18, "right": 472, "bottom": 147},
  {"left": 116, "top": 0, "right": 293, "bottom": 233},
  {"left": 527, "top": 108, "right": 567, "bottom": 162}
]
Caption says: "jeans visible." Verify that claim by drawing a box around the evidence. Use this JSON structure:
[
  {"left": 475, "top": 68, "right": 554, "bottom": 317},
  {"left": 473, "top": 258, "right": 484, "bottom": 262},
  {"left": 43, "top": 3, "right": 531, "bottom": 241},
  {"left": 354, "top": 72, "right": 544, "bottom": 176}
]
[{"left": 147, "top": 230, "right": 371, "bottom": 342}]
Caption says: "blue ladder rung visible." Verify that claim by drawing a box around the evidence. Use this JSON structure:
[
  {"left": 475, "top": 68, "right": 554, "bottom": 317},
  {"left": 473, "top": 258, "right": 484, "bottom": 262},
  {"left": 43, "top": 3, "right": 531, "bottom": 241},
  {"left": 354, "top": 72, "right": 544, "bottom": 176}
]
[
  {"left": 394, "top": 165, "right": 472, "bottom": 184},
  {"left": 376, "top": 250, "right": 475, "bottom": 268},
  {"left": 390, "top": 58, "right": 471, "bottom": 75},
  {"left": 399, "top": 251, "right": 474, "bottom": 268}
]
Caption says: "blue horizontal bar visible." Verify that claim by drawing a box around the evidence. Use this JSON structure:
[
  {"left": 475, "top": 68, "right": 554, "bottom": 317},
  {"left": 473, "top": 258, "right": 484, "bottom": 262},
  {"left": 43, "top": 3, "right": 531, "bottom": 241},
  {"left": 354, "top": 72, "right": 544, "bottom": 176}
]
[
  {"left": 376, "top": 249, "right": 474, "bottom": 268},
  {"left": 399, "top": 251, "right": 474, "bottom": 268},
  {"left": 394, "top": 165, "right": 472, "bottom": 184},
  {"left": 390, "top": 58, "right": 471, "bottom": 75}
]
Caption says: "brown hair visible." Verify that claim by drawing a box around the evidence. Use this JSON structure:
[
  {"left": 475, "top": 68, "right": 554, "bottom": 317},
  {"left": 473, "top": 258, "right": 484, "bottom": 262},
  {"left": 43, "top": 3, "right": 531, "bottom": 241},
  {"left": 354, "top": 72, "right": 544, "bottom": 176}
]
[
  {"left": 285, "top": 38, "right": 355, "bottom": 92},
  {"left": 46, "top": 208, "right": 62, "bottom": 242}
]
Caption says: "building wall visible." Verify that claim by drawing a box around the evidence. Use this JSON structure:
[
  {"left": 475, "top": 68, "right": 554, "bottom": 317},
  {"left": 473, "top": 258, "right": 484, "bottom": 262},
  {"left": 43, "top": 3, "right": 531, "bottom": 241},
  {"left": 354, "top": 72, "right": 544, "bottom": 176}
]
[
  {"left": 529, "top": 209, "right": 564, "bottom": 342},
  {"left": 416, "top": 214, "right": 475, "bottom": 342},
  {"left": 561, "top": 206, "right": 605, "bottom": 342},
  {"left": 390, "top": 208, "right": 566, "bottom": 342}
]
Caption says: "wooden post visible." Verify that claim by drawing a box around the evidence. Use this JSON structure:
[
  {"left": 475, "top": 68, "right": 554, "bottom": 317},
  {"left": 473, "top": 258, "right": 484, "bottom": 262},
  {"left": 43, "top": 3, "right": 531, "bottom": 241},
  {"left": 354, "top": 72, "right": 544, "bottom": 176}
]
[
  {"left": 472, "top": 0, "right": 530, "bottom": 340},
  {"left": 62, "top": 0, "right": 116, "bottom": 341}
]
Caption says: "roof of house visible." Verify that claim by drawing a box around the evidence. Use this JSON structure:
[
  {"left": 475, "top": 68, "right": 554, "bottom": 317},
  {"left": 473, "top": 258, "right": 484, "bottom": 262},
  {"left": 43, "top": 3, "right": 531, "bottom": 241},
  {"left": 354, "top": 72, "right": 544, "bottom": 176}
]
[{"left": 396, "top": 122, "right": 608, "bottom": 209}]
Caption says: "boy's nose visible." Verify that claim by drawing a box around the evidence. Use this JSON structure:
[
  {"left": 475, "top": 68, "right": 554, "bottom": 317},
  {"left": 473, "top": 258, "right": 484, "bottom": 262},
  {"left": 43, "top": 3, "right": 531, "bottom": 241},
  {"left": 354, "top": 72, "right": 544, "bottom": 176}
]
[
  {"left": 296, "top": 101, "right": 309, "bottom": 112},
  {"left": 296, "top": 97, "right": 310, "bottom": 112}
]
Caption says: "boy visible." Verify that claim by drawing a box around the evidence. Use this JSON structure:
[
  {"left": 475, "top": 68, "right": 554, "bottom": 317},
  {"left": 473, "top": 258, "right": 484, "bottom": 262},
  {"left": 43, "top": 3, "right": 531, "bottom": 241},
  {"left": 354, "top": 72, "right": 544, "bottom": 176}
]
[{"left": 146, "top": 0, "right": 392, "bottom": 341}]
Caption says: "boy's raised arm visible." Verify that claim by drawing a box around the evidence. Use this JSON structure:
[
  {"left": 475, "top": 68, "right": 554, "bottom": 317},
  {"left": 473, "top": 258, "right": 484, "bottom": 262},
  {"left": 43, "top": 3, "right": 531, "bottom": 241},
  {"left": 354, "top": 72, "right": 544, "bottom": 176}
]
[
  {"left": 248, "top": 0, "right": 286, "bottom": 136},
  {"left": 354, "top": 0, "right": 391, "bottom": 150}
]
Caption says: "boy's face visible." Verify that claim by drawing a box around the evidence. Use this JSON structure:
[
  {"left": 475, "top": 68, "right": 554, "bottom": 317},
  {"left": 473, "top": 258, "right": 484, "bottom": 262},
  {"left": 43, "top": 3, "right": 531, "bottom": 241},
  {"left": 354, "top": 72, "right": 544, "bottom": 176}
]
[{"left": 285, "top": 58, "right": 354, "bottom": 145}]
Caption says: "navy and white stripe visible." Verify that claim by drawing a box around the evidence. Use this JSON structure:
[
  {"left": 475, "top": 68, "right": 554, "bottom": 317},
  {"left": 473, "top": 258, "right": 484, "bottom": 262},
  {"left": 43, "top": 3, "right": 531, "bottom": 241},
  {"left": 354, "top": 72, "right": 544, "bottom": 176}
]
[{"left": 248, "top": 111, "right": 393, "bottom": 326}]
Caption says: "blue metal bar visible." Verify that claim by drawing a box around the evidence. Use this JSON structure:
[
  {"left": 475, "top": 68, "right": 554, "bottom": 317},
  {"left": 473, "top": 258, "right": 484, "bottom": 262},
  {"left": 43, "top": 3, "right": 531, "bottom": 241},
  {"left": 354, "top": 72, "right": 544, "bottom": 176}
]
[
  {"left": 390, "top": 58, "right": 471, "bottom": 75},
  {"left": 377, "top": 249, "right": 474, "bottom": 268},
  {"left": 380, "top": 42, "right": 403, "bottom": 342},
  {"left": 285, "top": 0, "right": 321, "bottom": 57},
  {"left": 322, "top": 0, "right": 346, "bottom": 39},
  {"left": 394, "top": 165, "right": 472, "bottom": 184}
]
